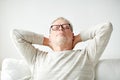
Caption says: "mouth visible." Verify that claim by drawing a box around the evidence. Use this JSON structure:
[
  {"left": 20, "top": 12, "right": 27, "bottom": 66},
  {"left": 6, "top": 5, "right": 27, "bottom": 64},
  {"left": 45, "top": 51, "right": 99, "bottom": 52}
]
[
  {"left": 58, "top": 32, "right": 65, "bottom": 36},
  {"left": 56, "top": 33, "right": 65, "bottom": 37},
  {"left": 58, "top": 30, "right": 65, "bottom": 33},
  {"left": 55, "top": 31, "right": 66, "bottom": 37}
]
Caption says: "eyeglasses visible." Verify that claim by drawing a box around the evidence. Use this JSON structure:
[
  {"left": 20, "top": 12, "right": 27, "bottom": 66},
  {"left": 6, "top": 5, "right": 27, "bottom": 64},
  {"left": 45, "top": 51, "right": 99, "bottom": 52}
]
[{"left": 51, "top": 24, "right": 70, "bottom": 31}]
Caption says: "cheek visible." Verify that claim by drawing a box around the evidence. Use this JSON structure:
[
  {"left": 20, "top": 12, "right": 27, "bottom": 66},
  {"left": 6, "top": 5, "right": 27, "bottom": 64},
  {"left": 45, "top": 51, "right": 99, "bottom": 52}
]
[
  {"left": 68, "top": 33, "right": 73, "bottom": 37},
  {"left": 67, "top": 33, "right": 74, "bottom": 40},
  {"left": 49, "top": 34, "right": 56, "bottom": 41}
]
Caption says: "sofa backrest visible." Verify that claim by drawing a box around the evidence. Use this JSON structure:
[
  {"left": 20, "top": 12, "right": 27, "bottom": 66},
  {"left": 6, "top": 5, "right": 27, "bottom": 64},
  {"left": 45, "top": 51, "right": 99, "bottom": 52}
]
[
  {"left": 95, "top": 59, "right": 120, "bottom": 80},
  {"left": 1, "top": 58, "right": 31, "bottom": 80}
]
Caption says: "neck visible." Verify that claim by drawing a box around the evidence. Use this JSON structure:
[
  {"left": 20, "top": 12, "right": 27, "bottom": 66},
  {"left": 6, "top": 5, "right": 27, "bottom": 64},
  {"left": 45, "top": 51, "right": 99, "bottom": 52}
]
[{"left": 51, "top": 43, "right": 73, "bottom": 51}]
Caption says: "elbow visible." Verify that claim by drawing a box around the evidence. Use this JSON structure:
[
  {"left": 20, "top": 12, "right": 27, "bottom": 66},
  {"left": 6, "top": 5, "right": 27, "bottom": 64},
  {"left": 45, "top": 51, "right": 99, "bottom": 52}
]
[
  {"left": 105, "top": 22, "right": 113, "bottom": 33},
  {"left": 10, "top": 29, "right": 16, "bottom": 38},
  {"left": 10, "top": 29, "right": 24, "bottom": 42},
  {"left": 10, "top": 29, "right": 18, "bottom": 43},
  {"left": 10, "top": 29, "right": 18, "bottom": 38}
]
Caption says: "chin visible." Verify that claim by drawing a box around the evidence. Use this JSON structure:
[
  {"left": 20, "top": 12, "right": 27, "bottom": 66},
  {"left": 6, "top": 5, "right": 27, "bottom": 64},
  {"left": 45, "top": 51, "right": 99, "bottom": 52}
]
[{"left": 55, "top": 37, "right": 67, "bottom": 45}]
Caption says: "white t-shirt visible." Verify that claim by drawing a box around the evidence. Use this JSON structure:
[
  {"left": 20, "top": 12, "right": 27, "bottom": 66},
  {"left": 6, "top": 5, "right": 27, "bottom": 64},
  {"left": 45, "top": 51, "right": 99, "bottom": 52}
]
[{"left": 11, "top": 22, "right": 113, "bottom": 80}]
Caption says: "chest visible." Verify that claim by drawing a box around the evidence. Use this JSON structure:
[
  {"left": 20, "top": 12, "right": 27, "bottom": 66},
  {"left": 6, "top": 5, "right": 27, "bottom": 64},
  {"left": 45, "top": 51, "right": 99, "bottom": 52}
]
[{"left": 33, "top": 51, "right": 94, "bottom": 80}]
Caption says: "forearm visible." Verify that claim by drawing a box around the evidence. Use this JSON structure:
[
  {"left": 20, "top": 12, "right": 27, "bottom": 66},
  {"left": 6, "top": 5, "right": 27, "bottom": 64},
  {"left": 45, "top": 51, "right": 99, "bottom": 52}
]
[
  {"left": 12, "top": 29, "right": 44, "bottom": 45},
  {"left": 79, "top": 22, "right": 113, "bottom": 41},
  {"left": 11, "top": 29, "right": 45, "bottom": 65}
]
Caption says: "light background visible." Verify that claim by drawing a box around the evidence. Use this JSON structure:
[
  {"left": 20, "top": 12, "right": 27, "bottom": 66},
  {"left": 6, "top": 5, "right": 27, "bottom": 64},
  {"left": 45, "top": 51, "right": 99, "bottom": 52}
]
[{"left": 0, "top": 0, "right": 120, "bottom": 70}]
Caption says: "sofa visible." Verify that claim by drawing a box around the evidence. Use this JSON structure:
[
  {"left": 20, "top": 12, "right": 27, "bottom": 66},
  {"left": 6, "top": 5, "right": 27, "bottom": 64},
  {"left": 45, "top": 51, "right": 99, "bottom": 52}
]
[
  {"left": 0, "top": 70, "right": 1, "bottom": 80},
  {"left": 0, "top": 58, "right": 120, "bottom": 80}
]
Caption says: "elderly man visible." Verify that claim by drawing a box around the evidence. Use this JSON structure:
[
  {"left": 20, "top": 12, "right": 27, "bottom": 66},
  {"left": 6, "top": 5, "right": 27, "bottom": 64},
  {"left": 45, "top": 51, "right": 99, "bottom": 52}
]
[{"left": 12, "top": 17, "right": 113, "bottom": 80}]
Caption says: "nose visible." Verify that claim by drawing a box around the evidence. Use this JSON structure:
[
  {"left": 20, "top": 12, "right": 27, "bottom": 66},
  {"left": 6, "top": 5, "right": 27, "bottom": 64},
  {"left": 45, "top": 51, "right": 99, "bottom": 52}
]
[{"left": 59, "top": 25, "right": 64, "bottom": 30}]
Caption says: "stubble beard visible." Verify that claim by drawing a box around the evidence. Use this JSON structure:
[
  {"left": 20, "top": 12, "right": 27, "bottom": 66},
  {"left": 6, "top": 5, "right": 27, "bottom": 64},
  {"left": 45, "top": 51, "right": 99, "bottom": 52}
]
[{"left": 54, "top": 36, "right": 67, "bottom": 46}]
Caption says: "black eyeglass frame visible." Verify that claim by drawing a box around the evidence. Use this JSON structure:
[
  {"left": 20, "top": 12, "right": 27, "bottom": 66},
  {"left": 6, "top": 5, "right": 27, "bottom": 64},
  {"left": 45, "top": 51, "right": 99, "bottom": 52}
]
[{"left": 50, "top": 24, "right": 71, "bottom": 31}]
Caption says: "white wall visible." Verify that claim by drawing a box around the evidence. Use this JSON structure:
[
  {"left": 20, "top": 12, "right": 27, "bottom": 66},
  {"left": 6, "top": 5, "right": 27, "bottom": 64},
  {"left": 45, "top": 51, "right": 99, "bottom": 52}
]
[{"left": 0, "top": 0, "right": 120, "bottom": 70}]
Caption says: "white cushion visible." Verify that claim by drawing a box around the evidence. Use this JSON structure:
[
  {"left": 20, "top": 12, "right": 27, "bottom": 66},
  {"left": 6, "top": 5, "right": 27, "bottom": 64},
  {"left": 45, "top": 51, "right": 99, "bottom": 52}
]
[
  {"left": 0, "top": 70, "right": 1, "bottom": 80},
  {"left": 1, "top": 58, "right": 31, "bottom": 80},
  {"left": 95, "top": 59, "right": 120, "bottom": 80}
]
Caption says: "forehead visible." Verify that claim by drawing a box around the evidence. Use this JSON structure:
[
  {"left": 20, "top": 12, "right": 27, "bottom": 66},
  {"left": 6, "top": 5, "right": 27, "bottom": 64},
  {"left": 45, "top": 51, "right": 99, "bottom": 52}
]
[{"left": 52, "top": 19, "right": 69, "bottom": 25}]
